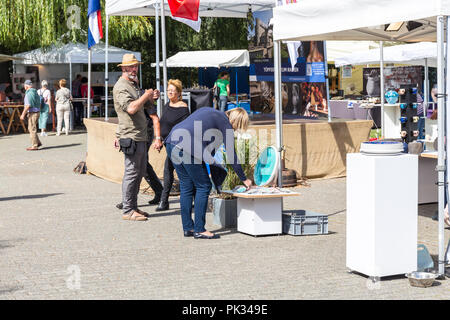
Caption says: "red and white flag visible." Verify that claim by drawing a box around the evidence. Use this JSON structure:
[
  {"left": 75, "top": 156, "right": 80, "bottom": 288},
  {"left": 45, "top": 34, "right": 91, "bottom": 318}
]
[{"left": 168, "top": 0, "right": 200, "bottom": 21}]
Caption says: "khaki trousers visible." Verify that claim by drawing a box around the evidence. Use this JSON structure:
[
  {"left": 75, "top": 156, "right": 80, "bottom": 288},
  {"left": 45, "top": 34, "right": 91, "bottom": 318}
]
[{"left": 28, "top": 112, "right": 41, "bottom": 148}]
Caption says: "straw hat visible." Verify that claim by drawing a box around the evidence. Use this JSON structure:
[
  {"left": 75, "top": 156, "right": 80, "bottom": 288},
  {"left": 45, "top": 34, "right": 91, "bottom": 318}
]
[{"left": 118, "top": 53, "right": 142, "bottom": 67}]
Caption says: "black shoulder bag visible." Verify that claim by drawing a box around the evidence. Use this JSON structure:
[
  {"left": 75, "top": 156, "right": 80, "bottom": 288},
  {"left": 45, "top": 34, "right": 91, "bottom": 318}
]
[{"left": 119, "top": 138, "right": 137, "bottom": 155}]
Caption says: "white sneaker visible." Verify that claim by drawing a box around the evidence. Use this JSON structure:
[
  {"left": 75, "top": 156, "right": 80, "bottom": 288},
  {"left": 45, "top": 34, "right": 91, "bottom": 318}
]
[{"left": 56, "top": 132, "right": 61, "bottom": 136}]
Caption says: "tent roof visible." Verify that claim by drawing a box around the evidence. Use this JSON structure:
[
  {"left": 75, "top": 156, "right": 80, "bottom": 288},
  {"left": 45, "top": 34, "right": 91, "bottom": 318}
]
[
  {"left": 334, "top": 42, "right": 438, "bottom": 67},
  {"left": 152, "top": 50, "right": 250, "bottom": 68},
  {"left": 325, "top": 41, "right": 380, "bottom": 62},
  {"left": 273, "top": 0, "right": 450, "bottom": 42},
  {"left": 13, "top": 42, "right": 141, "bottom": 65},
  {"left": 106, "top": 0, "right": 274, "bottom": 17}
]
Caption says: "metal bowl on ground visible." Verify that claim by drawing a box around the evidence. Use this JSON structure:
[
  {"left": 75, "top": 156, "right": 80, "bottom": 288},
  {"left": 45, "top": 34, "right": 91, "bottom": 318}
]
[{"left": 405, "top": 271, "right": 439, "bottom": 288}]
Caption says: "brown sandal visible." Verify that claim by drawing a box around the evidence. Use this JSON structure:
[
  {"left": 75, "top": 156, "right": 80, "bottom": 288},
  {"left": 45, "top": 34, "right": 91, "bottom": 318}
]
[
  {"left": 136, "top": 208, "right": 150, "bottom": 217},
  {"left": 122, "top": 211, "right": 147, "bottom": 221}
]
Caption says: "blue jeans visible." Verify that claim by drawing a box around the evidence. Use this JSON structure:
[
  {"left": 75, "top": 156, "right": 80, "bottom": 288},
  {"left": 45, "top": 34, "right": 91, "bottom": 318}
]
[
  {"left": 166, "top": 143, "right": 212, "bottom": 233},
  {"left": 219, "top": 96, "right": 228, "bottom": 112}
]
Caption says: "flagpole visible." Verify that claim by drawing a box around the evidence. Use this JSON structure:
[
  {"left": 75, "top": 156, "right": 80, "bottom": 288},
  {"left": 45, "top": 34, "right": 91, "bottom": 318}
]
[
  {"left": 161, "top": 0, "right": 168, "bottom": 105},
  {"left": 88, "top": 48, "right": 92, "bottom": 119}
]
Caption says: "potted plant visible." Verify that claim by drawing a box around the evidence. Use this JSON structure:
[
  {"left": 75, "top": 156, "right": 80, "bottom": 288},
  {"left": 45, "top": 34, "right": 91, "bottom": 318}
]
[{"left": 212, "top": 132, "right": 257, "bottom": 228}]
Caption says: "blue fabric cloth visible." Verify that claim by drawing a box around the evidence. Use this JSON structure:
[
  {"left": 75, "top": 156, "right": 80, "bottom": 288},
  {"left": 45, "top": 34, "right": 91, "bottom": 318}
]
[
  {"left": 166, "top": 143, "right": 212, "bottom": 233},
  {"left": 165, "top": 107, "right": 246, "bottom": 189}
]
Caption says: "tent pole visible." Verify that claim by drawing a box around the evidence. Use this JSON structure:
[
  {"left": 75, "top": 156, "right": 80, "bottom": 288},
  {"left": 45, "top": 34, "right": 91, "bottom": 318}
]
[
  {"left": 380, "top": 41, "right": 385, "bottom": 138},
  {"left": 324, "top": 41, "right": 331, "bottom": 122},
  {"left": 236, "top": 67, "right": 238, "bottom": 105},
  {"left": 140, "top": 64, "right": 143, "bottom": 89},
  {"left": 437, "top": 15, "right": 446, "bottom": 277},
  {"left": 274, "top": 40, "right": 283, "bottom": 187},
  {"left": 155, "top": 2, "right": 161, "bottom": 117},
  {"left": 69, "top": 60, "right": 73, "bottom": 95},
  {"left": 424, "top": 58, "right": 429, "bottom": 122},
  {"left": 161, "top": 0, "right": 168, "bottom": 105},
  {"left": 436, "top": 16, "right": 449, "bottom": 276},
  {"left": 69, "top": 59, "right": 74, "bottom": 130},
  {"left": 105, "top": 14, "right": 109, "bottom": 122},
  {"left": 88, "top": 48, "right": 92, "bottom": 119}
]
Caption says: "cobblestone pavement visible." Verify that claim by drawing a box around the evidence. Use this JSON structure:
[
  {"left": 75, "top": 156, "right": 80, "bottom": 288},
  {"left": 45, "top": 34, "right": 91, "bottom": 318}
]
[{"left": 0, "top": 131, "right": 448, "bottom": 300}]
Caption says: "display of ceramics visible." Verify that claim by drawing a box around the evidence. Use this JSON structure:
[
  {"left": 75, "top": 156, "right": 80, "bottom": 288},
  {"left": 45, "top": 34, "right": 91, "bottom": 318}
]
[
  {"left": 254, "top": 146, "right": 279, "bottom": 186},
  {"left": 385, "top": 90, "right": 399, "bottom": 104},
  {"left": 360, "top": 141, "right": 404, "bottom": 155}
]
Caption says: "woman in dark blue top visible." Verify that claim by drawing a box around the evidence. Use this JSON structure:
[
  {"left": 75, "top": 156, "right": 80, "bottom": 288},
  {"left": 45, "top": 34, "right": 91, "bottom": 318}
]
[{"left": 165, "top": 107, "right": 252, "bottom": 239}]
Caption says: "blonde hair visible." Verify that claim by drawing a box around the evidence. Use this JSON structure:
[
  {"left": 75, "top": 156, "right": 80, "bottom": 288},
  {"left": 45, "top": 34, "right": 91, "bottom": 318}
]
[
  {"left": 59, "top": 79, "right": 67, "bottom": 88},
  {"left": 168, "top": 79, "right": 183, "bottom": 99},
  {"left": 41, "top": 80, "right": 48, "bottom": 88},
  {"left": 226, "top": 107, "right": 249, "bottom": 132}
]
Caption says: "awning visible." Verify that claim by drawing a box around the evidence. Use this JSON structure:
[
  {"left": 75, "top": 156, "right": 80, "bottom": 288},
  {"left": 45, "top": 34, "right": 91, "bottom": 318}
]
[
  {"left": 13, "top": 42, "right": 141, "bottom": 65},
  {"left": 106, "top": 0, "right": 274, "bottom": 18},
  {"left": 273, "top": 0, "right": 450, "bottom": 42},
  {"left": 334, "top": 42, "right": 438, "bottom": 67},
  {"left": 151, "top": 50, "right": 250, "bottom": 68}
]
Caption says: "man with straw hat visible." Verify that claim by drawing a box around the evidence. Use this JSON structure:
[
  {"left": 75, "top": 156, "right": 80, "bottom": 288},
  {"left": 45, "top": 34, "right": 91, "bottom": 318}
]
[{"left": 113, "top": 53, "right": 162, "bottom": 221}]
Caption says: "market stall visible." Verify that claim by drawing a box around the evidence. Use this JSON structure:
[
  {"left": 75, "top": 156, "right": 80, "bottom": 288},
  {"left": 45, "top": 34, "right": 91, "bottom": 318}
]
[
  {"left": 153, "top": 49, "right": 250, "bottom": 111},
  {"left": 272, "top": 0, "right": 449, "bottom": 278},
  {"left": 13, "top": 42, "right": 141, "bottom": 121},
  {"left": 333, "top": 42, "right": 438, "bottom": 141}
]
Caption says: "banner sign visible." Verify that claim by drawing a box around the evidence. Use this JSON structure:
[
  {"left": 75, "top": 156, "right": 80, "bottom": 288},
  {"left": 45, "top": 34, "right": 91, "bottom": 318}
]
[{"left": 249, "top": 58, "right": 325, "bottom": 83}]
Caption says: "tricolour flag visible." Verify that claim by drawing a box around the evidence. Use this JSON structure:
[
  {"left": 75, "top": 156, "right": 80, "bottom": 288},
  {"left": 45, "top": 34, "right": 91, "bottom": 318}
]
[{"left": 88, "top": 0, "right": 103, "bottom": 49}]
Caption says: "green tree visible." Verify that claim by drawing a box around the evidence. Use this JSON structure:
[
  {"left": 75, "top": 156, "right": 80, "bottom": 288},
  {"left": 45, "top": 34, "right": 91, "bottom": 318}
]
[{"left": 0, "top": 1, "right": 251, "bottom": 87}]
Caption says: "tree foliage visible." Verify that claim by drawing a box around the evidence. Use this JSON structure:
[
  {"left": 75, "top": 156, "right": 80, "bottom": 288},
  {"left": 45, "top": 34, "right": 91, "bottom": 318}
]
[
  {"left": 0, "top": 1, "right": 251, "bottom": 87},
  {"left": 0, "top": 0, "right": 153, "bottom": 54}
]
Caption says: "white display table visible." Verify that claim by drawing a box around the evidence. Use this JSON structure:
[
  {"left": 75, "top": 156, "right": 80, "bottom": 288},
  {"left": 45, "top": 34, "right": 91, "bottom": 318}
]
[
  {"left": 222, "top": 190, "right": 300, "bottom": 236},
  {"left": 346, "top": 153, "right": 418, "bottom": 280}
]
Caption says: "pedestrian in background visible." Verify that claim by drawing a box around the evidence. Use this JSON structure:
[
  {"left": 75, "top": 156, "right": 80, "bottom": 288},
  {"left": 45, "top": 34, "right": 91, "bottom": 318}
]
[
  {"left": 38, "top": 80, "right": 52, "bottom": 137},
  {"left": 20, "top": 80, "right": 42, "bottom": 150},
  {"left": 213, "top": 71, "right": 230, "bottom": 112},
  {"left": 55, "top": 79, "right": 72, "bottom": 136}
]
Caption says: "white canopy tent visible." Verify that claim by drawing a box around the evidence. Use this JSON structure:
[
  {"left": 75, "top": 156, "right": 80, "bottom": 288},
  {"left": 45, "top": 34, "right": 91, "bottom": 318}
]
[
  {"left": 334, "top": 41, "right": 438, "bottom": 108},
  {"left": 106, "top": 0, "right": 274, "bottom": 17},
  {"left": 14, "top": 42, "right": 141, "bottom": 120},
  {"left": 326, "top": 41, "right": 380, "bottom": 62},
  {"left": 152, "top": 49, "right": 250, "bottom": 68},
  {"left": 105, "top": 0, "right": 275, "bottom": 117},
  {"left": 334, "top": 42, "right": 437, "bottom": 68},
  {"left": 152, "top": 49, "right": 250, "bottom": 105},
  {"left": 273, "top": 0, "right": 449, "bottom": 277},
  {"left": 13, "top": 42, "right": 141, "bottom": 65}
]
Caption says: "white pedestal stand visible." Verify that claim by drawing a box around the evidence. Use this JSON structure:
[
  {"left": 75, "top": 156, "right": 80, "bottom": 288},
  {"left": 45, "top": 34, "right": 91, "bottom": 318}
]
[
  {"left": 222, "top": 191, "right": 299, "bottom": 236},
  {"left": 346, "top": 153, "right": 418, "bottom": 281}
]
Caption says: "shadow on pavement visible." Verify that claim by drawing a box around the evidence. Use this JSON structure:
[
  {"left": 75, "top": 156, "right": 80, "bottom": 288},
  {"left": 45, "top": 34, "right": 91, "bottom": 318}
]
[
  {"left": 0, "top": 286, "right": 23, "bottom": 296},
  {"left": 40, "top": 143, "right": 81, "bottom": 150},
  {"left": 0, "top": 238, "right": 26, "bottom": 250},
  {"left": 0, "top": 193, "right": 63, "bottom": 201}
]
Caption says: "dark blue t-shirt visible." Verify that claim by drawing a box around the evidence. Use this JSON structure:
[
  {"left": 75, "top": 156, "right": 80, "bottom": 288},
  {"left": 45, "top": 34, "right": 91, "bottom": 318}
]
[{"left": 166, "top": 107, "right": 246, "bottom": 182}]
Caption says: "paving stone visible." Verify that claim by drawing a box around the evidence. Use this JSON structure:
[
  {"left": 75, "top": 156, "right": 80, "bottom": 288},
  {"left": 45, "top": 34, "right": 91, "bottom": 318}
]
[{"left": 0, "top": 131, "right": 448, "bottom": 299}]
